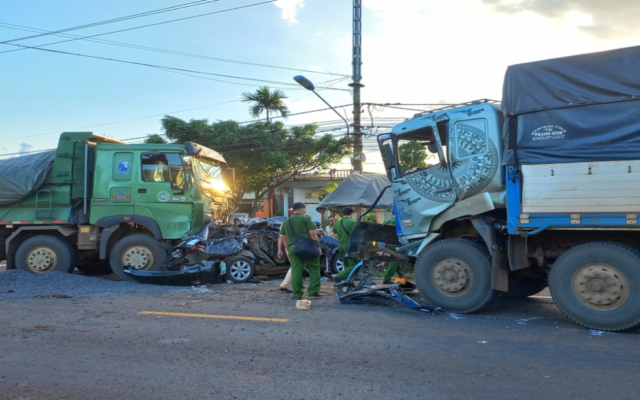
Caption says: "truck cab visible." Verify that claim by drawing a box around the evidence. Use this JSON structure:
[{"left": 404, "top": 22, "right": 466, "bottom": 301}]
[
  {"left": 379, "top": 100, "right": 505, "bottom": 243},
  {"left": 1, "top": 132, "right": 232, "bottom": 280}
]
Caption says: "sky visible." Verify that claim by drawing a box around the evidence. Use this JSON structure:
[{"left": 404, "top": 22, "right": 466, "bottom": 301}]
[{"left": 2, "top": 0, "right": 640, "bottom": 172}]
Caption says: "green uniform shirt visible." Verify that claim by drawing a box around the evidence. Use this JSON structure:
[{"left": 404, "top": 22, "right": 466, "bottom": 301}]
[
  {"left": 279, "top": 213, "right": 317, "bottom": 247},
  {"left": 332, "top": 217, "right": 357, "bottom": 246}
]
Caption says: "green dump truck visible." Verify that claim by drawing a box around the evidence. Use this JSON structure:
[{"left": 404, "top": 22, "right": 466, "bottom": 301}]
[{"left": 0, "top": 132, "right": 233, "bottom": 280}]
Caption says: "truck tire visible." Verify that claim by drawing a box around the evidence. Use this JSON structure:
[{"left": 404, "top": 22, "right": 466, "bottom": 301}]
[
  {"left": 415, "top": 238, "right": 495, "bottom": 314},
  {"left": 500, "top": 269, "right": 548, "bottom": 298},
  {"left": 549, "top": 241, "right": 640, "bottom": 331},
  {"left": 76, "top": 259, "right": 112, "bottom": 276},
  {"left": 224, "top": 256, "right": 255, "bottom": 283},
  {"left": 109, "top": 234, "right": 167, "bottom": 281},
  {"left": 15, "top": 235, "right": 76, "bottom": 274}
]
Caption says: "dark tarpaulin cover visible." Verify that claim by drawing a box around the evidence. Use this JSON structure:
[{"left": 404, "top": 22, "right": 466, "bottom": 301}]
[
  {"left": 502, "top": 45, "right": 640, "bottom": 165},
  {"left": 316, "top": 174, "right": 393, "bottom": 211},
  {"left": 0, "top": 150, "right": 56, "bottom": 206},
  {"left": 204, "top": 236, "right": 243, "bottom": 257}
]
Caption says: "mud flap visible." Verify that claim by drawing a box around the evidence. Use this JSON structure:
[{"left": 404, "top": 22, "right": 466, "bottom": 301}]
[{"left": 492, "top": 250, "right": 509, "bottom": 292}]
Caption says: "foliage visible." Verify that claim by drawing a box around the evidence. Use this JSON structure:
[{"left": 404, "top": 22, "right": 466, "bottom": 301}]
[
  {"left": 398, "top": 141, "right": 427, "bottom": 172},
  {"left": 160, "top": 117, "right": 350, "bottom": 211},
  {"left": 361, "top": 213, "right": 377, "bottom": 223},
  {"left": 240, "top": 86, "right": 290, "bottom": 124},
  {"left": 144, "top": 134, "right": 167, "bottom": 144},
  {"left": 317, "top": 182, "right": 338, "bottom": 202}
]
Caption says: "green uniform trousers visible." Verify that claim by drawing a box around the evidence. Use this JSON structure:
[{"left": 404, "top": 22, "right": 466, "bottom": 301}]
[
  {"left": 289, "top": 245, "right": 321, "bottom": 299},
  {"left": 383, "top": 261, "right": 403, "bottom": 282},
  {"left": 382, "top": 243, "right": 403, "bottom": 282},
  {"left": 334, "top": 244, "right": 358, "bottom": 282}
]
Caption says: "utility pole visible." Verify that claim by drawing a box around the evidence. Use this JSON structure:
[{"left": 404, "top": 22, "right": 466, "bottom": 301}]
[{"left": 349, "top": 0, "right": 364, "bottom": 174}]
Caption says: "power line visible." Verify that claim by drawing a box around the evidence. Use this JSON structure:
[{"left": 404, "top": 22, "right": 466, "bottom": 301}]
[
  {"left": 3, "top": 41, "right": 351, "bottom": 91},
  {"left": 0, "top": 21, "right": 349, "bottom": 78},
  {"left": 0, "top": 0, "right": 223, "bottom": 45}
]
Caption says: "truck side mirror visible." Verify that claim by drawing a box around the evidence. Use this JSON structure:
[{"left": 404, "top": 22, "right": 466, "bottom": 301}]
[
  {"left": 223, "top": 168, "right": 235, "bottom": 185},
  {"left": 381, "top": 143, "right": 396, "bottom": 170}
]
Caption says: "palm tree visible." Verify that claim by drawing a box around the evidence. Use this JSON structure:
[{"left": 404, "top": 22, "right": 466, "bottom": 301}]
[{"left": 241, "top": 86, "right": 290, "bottom": 123}]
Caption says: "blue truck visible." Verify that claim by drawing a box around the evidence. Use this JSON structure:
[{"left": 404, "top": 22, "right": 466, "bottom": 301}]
[{"left": 377, "top": 45, "right": 640, "bottom": 331}]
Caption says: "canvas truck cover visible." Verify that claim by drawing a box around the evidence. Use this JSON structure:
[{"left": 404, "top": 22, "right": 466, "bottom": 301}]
[
  {"left": 0, "top": 150, "right": 56, "bottom": 206},
  {"left": 502, "top": 45, "right": 640, "bottom": 165},
  {"left": 316, "top": 174, "right": 394, "bottom": 211}
]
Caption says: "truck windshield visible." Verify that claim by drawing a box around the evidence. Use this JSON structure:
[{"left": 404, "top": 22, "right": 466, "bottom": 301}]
[
  {"left": 395, "top": 127, "right": 445, "bottom": 176},
  {"left": 193, "top": 158, "right": 228, "bottom": 193}
]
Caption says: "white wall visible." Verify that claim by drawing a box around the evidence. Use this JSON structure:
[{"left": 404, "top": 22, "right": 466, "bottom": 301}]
[{"left": 293, "top": 187, "right": 322, "bottom": 222}]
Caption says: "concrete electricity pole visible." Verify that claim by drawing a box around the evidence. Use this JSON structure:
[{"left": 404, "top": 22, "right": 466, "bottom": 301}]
[{"left": 349, "top": 0, "right": 364, "bottom": 174}]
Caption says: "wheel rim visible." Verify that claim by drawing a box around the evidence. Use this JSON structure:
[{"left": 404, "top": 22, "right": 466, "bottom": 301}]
[
  {"left": 122, "top": 245, "right": 154, "bottom": 270},
  {"left": 230, "top": 260, "right": 252, "bottom": 281},
  {"left": 571, "top": 263, "right": 630, "bottom": 311},
  {"left": 335, "top": 257, "right": 344, "bottom": 272},
  {"left": 26, "top": 247, "right": 57, "bottom": 273},
  {"left": 431, "top": 256, "right": 475, "bottom": 297}
]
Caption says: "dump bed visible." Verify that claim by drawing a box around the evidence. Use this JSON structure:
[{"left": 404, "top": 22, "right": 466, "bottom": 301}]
[{"left": 0, "top": 151, "right": 56, "bottom": 206}]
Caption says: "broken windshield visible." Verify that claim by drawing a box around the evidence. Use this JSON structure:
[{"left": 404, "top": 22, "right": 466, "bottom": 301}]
[{"left": 193, "top": 158, "right": 228, "bottom": 193}]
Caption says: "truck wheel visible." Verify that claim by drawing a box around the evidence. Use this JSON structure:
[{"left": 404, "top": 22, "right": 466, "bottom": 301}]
[
  {"left": 109, "top": 234, "right": 167, "bottom": 281},
  {"left": 501, "top": 269, "right": 548, "bottom": 298},
  {"left": 224, "top": 256, "right": 255, "bottom": 283},
  {"left": 15, "top": 236, "right": 76, "bottom": 274},
  {"left": 76, "top": 259, "right": 112, "bottom": 276},
  {"left": 415, "top": 239, "right": 495, "bottom": 313},
  {"left": 330, "top": 254, "right": 345, "bottom": 274},
  {"left": 549, "top": 241, "right": 640, "bottom": 331}
]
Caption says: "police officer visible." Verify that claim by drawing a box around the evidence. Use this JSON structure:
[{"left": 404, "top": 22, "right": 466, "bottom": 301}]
[
  {"left": 332, "top": 207, "right": 358, "bottom": 282},
  {"left": 277, "top": 202, "right": 322, "bottom": 299},
  {"left": 381, "top": 216, "right": 404, "bottom": 284}
]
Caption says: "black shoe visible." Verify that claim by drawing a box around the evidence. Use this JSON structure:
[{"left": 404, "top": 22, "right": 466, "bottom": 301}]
[
  {"left": 279, "top": 287, "right": 292, "bottom": 293},
  {"left": 332, "top": 275, "right": 343, "bottom": 283},
  {"left": 308, "top": 292, "right": 322, "bottom": 297},
  {"left": 291, "top": 295, "right": 302, "bottom": 300},
  {"left": 382, "top": 280, "right": 394, "bottom": 285}
]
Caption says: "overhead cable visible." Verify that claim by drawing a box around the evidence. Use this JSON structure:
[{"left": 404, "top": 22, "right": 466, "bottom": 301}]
[{"left": 0, "top": 0, "right": 223, "bottom": 44}]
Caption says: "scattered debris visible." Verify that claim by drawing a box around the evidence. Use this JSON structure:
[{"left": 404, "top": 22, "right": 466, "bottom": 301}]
[
  {"left": 516, "top": 317, "right": 542, "bottom": 325},
  {"left": 590, "top": 330, "right": 615, "bottom": 336},
  {"left": 174, "top": 303, "right": 187, "bottom": 306},
  {"left": 477, "top": 339, "right": 488, "bottom": 344},
  {"left": 449, "top": 313, "right": 465, "bottom": 320},
  {"left": 191, "top": 286, "right": 213, "bottom": 294},
  {"left": 33, "top": 293, "right": 71, "bottom": 299},
  {"left": 296, "top": 300, "right": 311, "bottom": 310}
]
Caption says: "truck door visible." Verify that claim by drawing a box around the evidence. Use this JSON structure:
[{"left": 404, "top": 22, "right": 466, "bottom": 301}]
[
  {"left": 134, "top": 152, "right": 193, "bottom": 239},
  {"left": 382, "top": 120, "right": 456, "bottom": 238}
]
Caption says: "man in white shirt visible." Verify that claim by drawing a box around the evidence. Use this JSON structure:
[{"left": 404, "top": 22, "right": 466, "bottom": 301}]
[{"left": 324, "top": 218, "right": 335, "bottom": 236}]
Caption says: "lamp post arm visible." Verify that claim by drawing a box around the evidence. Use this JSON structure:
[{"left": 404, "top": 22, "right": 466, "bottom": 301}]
[{"left": 311, "top": 91, "right": 350, "bottom": 139}]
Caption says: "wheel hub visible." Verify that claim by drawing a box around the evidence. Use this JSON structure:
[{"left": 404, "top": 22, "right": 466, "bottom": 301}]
[
  {"left": 122, "top": 246, "right": 154, "bottom": 270},
  {"left": 571, "top": 263, "right": 630, "bottom": 311},
  {"left": 230, "top": 260, "right": 251, "bottom": 280},
  {"left": 27, "top": 247, "right": 57, "bottom": 273},
  {"left": 431, "top": 257, "right": 474, "bottom": 297}
]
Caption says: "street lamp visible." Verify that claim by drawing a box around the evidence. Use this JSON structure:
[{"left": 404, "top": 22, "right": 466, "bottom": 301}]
[{"left": 293, "top": 75, "right": 350, "bottom": 142}]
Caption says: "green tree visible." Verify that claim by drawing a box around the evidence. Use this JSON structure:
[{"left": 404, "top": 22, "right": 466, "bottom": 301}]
[
  {"left": 398, "top": 141, "right": 427, "bottom": 171},
  {"left": 160, "top": 117, "right": 349, "bottom": 211},
  {"left": 240, "top": 86, "right": 290, "bottom": 123},
  {"left": 144, "top": 134, "right": 167, "bottom": 144},
  {"left": 318, "top": 182, "right": 338, "bottom": 202}
]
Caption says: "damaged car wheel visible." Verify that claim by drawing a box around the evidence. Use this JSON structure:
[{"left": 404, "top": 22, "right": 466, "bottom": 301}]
[{"left": 224, "top": 256, "right": 255, "bottom": 283}]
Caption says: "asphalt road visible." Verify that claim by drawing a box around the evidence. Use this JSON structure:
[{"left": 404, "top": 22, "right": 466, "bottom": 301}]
[{"left": 1, "top": 277, "right": 639, "bottom": 400}]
